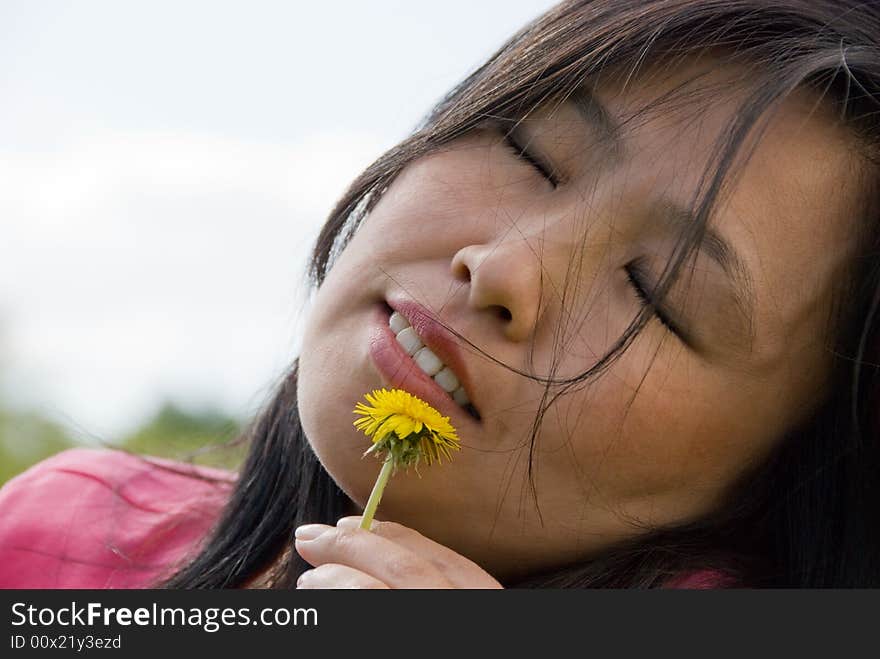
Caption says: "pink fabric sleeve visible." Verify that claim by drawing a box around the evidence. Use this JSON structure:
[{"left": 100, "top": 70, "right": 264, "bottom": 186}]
[
  {"left": 663, "top": 568, "right": 740, "bottom": 589},
  {"left": 0, "top": 447, "right": 236, "bottom": 589}
]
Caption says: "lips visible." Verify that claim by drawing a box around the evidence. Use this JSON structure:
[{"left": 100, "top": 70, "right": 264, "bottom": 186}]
[{"left": 368, "top": 301, "right": 481, "bottom": 428}]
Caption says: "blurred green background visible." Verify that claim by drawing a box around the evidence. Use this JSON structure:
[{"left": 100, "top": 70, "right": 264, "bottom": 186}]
[{"left": 0, "top": 399, "right": 248, "bottom": 487}]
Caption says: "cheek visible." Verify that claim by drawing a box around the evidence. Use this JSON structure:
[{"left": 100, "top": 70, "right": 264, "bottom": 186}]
[
  {"left": 363, "top": 139, "right": 547, "bottom": 242},
  {"left": 534, "top": 335, "right": 782, "bottom": 519}
]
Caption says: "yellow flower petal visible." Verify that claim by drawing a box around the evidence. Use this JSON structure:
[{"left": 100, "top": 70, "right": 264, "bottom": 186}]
[{"left": 352, "top": 388, "right": 460, "bottom": 469}]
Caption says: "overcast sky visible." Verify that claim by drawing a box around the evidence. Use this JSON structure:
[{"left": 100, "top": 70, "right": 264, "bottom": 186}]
[{"left": 0, "top": 1, "right": 559, "bottom": 440}]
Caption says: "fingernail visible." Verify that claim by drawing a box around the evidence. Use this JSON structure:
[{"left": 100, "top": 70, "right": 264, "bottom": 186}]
[
  {"left": 296, "top": 570, "right": 312, "bottom": 589},
  {"left": 295, "top": 524, "right": 329, "bottom": 541},
  {"left": 335, "top": 516, "right": 361, "bottom": 528}
]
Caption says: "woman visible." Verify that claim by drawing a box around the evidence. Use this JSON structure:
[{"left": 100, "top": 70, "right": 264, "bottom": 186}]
[{"left": 2, "top": 0, "right": 879, "bottom": 588}]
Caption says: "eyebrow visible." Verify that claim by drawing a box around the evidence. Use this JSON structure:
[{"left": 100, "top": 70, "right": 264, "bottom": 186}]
[
  {"left": 657, "top": 201, "right": 756, "bottom": 332},
  {"left": 568, "top": 85, "right": 756, "bottom": 333},
  {"left": 567, "top": 85, "right": 626, "bottom": 162}
]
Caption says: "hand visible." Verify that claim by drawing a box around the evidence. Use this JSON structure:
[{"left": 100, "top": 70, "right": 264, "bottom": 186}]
[{"left": 293, "top": 516, "right": 503, "bottom": 589}]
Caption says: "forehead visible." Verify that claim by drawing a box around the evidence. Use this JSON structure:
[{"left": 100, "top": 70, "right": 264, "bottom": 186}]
[{"left": 595, "top": 60, "right": 865, "bottom": 364}]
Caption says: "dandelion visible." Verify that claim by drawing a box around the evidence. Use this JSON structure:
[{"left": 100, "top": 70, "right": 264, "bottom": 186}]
[{"left": 353, "top": 388, "right": 460, "bottom": 530}]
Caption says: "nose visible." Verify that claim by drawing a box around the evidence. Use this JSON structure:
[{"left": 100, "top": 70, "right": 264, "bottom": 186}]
[{"left": 450, "top": 238, "right": 544, "bottom": 342}]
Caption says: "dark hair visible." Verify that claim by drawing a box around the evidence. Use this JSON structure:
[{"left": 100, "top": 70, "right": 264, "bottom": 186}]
[{"left": 157, "top": 0, "right": 880, "bottom": 588}]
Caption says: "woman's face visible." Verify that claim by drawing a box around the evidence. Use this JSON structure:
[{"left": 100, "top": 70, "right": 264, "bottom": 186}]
[{"left": 297, "top": 60, "right": 862, "bottom": 579}]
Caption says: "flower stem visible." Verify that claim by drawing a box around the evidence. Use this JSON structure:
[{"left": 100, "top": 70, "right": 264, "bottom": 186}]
[{"left": 360, "top": 456, "right": 394, "bottom": 531}]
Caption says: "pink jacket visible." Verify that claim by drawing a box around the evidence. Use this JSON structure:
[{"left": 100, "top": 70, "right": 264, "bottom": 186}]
[
  {"left": 0, "top": 448, "right": 735, "bottom": 589},
  {"left": 0, "top": 447, "right": 234, "bottom": 588}
]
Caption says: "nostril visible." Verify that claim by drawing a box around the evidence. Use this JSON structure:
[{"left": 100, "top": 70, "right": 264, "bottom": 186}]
[
  {"left": 451, "top": 253, "right": 472, "bottom": 283},
  {"left": 496, "top": 307, "right": 512, "bottom": 322}
]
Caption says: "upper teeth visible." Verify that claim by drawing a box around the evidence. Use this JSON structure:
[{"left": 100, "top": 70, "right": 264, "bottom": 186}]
[{"left": 389, "top": 311, "right": 471, "bottom": 408}]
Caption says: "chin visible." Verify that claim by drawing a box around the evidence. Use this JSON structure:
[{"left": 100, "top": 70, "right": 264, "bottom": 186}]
[{"left": 295, "top": 362, "right": 377, "bottom": 509}]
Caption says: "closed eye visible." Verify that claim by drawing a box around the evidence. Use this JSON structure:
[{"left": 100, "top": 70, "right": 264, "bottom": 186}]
[
  {"left": 501, "top": 130, "right": 560, "bottom": 188},
  {"left": 624, "top": 261, "right": 684, "bottom": 340}
]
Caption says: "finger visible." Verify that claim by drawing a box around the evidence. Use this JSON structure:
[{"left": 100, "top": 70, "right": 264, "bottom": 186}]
[
  {"left": 296, "top": 563, "right": 389, "bottom": 590},
  {"left": 334, "top": 516, "right": 501, "bottom": 589},
  {"left": 295, "top": 525, "right": 455, "bottom": 589}
]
